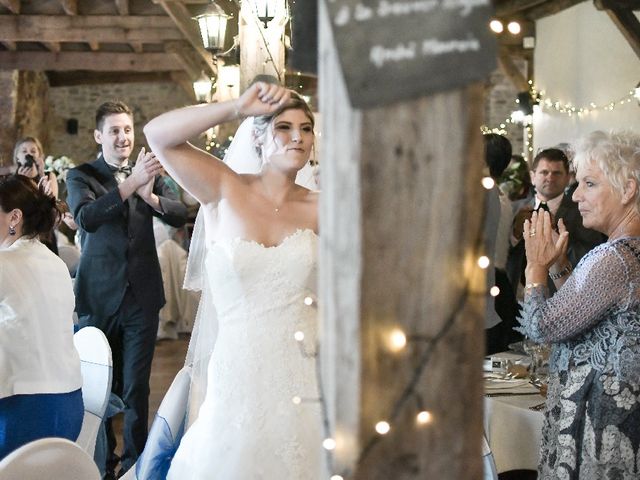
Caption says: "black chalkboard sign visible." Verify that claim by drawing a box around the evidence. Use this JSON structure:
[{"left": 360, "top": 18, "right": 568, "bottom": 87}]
[{"left": 326, "top": 0, "right": 497, "bottom": 108}]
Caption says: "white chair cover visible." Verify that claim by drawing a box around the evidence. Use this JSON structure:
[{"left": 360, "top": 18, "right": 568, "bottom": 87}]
[
  {"left": 120, "top": 366, "right": 192, "bottom": 480},
  {"left": 0, "top": 437, "right": 100, "bottom": 480},
  {"left": 73, "top": 326, "right": 113, "bottom": 457},
  {"left": 157, "top": 239, "right": 200, "bottom": 339}
]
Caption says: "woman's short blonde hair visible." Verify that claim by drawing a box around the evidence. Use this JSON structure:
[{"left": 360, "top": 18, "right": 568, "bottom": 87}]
[
  {"left": 573, "top": 130, "right": 640, "bottom": 214},
  {"left": 12, "top": 136, "right": 44, "bottom": 165}
]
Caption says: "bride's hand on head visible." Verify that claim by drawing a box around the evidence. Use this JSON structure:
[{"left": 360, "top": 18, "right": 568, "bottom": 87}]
[{"left": 236, "top": 82, "right": 290, "bottom": 118}]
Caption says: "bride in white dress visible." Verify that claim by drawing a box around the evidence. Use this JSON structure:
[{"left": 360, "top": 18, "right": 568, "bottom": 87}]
[{"left": 144, "top": 82, "right": 324, "bottom": 479}]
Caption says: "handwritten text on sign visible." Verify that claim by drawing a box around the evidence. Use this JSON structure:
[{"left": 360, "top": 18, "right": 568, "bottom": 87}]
[{"left": 326, "top": 0, "right": 497, "bottom": 108}]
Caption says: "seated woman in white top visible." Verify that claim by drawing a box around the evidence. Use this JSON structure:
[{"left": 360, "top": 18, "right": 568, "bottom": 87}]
[{"left": 0, "top": 174, "right": 83, "bottom": 460}]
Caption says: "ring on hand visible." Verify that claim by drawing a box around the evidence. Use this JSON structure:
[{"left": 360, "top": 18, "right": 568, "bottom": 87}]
[{"left": 529, "top": 230, "right": 536, "bottom": 237}]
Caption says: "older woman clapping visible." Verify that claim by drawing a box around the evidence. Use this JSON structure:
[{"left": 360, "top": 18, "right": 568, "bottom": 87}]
[
  {"left": 518, "top": 130, "right": 640, "bottom": 479},
  {"left": 0, "top": 175, "right": 83, "bottom": 460}
]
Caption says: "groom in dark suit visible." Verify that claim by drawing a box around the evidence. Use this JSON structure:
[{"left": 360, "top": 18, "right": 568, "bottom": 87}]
[
  {"left": 506, "top": 147, "right": 605, "bottom": 295},
  {"left": 66, "top": 101, "right": 187, "bottom": 479}
]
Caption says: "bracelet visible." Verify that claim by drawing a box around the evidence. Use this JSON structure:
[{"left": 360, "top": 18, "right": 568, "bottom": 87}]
[
  {"left": 524, "top": 282, "right": 545, "bottom": 291},
  {"left": 549, "top": 264, "right": 572, "bottom": 280},
  {"left": 233, "top": 99, "right": 243, "bottom": 119}
]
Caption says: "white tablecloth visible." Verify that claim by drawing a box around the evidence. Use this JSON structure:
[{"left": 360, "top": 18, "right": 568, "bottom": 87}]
[{"left": 484, "top": 384, "right": 545, "bottom": 473}]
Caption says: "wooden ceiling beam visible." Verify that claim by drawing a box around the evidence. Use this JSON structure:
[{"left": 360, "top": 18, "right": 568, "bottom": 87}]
[
  {"left": 0, "top": 15, "right": 184, "bottom": 43},
  {"left": 151, "top": 0, "right": 210, "bottom": 3},
  {"left": 1, "top": 41, "right": 16, "bottom": 50},
  {"left": 523, "top": 0, "right": 586, "bottom": 19},
  {"left": 156, "top": 1, "right": 216, "bottom": 75},
  {"left": 170, "top": 71, "right": 197, "bottom": 101},
  {"left": 88, "top": 41, "right": 100, "bottom": 51},
  {"left": 603, "top": 6, "right": 640, "bottom": 58},
  {"left": 0, "top": 0, "right": 19, "bottom": 14},
  {"left": 115, "top": 0, "right": 129, "bottom": 16},
  {"left": 130, "top": 42, "right": 144, "bottom": 53},
  {"left": 0, "top": 51, "right": 184, "bottom": 72},
  {"left": 58, "top": 0, "right": 78, "bottom": 15},
  {"left": 495, "top": 0, "right": 548, "bottom": 17},
  {"left": 498, "top": 48, "right": 530, "bottom": 91},
  {"left": 594, "top": 0, "right": 640, "bottom": 8},
  {"left": 165, "top": 40, "right": 204, "bottom": 79},
  {"left": 47, "top": 70, "right": 174, "bottom": 86},
  {"left": 43, "top": 42, "right": 62, "bottom": 53}
]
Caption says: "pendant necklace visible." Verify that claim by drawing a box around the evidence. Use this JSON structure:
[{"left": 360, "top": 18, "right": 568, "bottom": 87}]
[{"left": 260, "top": 177, "right": 285, "bottom": 213}]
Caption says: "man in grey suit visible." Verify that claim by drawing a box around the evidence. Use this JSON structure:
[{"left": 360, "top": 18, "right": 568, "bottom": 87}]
[
  {"left": 507, "top": 148, "right": 605, "bottom": 296},
  {"left": 66, "top": 101, "right": 187, "bottom": 479}
]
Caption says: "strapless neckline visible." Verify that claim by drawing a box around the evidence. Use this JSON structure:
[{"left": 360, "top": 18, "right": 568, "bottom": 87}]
[{"left": 219, "top": 228, "right": 317, "bottom": 250}]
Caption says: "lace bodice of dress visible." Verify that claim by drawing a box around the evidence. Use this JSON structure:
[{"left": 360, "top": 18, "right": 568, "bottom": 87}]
[
  {"left": 205, "top": 228, "right": 317, "bottom": 321},
  {"left": 167, "top": 228, "right": 324, "bottom": 480}
]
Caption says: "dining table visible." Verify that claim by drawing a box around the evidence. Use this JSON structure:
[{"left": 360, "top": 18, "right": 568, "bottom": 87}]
[{"left": 483, "top": 353, "right": 546, "bottom": 474}]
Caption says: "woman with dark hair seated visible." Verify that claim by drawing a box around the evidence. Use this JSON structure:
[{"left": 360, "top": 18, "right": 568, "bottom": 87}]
[{"left": 0, "top": 174, "right": 83, "bottom": 460}]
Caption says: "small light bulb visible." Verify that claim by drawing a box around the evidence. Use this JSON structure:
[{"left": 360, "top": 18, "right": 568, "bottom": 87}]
[
  {"left": 481, "top": 177, "right": 495, "bottom": 190},
  {"left": 322, "top": 438, "right": 337, "bottom": 450},
  {"left": 375, "top": 421, "right": 390, "bottom": 435},
  {"left": 417, "top": 410, "right": 432, "bottom": 424},
  {"left": 330, "top": 476, "right": 344, "bottom": 480},
  {"left": 389, "top": 328, "right": 407, "bottom": 352},
  {"left": 490, "top": 286, "right": 500, "bottom": 297},
  {"left": 489, "top": 19, "right": 503, "bottom": 33},
  {"left": 477, "top": 256, "right": 490, "bottom": 269},
  {"left": 510, "top": 110, "right": 525, "bottom": 124},
  {"left": 294, "top": 331, "right": 305, "bottom": 342},
  {"left": 292, "top": 396, "right": 302, "bottom": 405},
  {"left": 507, "top": 21, "right": 521, "bottom": 35},
  {"left": 304, "top": 296, "right": 314, "bottom": 306}
]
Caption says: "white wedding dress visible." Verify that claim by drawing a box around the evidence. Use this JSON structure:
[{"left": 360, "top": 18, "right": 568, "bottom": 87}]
[{"left": 167, "top": 228, "right": 325, "bottom": 480}]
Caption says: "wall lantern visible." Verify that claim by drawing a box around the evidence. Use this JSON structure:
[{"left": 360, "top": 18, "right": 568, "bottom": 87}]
[
  {"left": 194, "top": 2, "right": 231, "bottom": 55},
  {"left": 193, "top": 72, "right": 213, "bottom": 103}
]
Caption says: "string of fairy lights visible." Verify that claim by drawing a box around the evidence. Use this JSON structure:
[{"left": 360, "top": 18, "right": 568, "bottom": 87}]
[
  {"left": 290, "top": 176, "right": 495, "bottom": 479},
  {"left": 531, "top": 82, "right": 640, "bottom": 117},
  {"left": 481, "top": 81, "right": 640, "bottom": 158}
]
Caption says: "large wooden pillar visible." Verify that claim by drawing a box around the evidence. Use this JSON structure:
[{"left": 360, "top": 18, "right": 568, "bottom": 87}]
[
  {"left": 319, "top": 2, "right": 487, "bottom": 478},
  {"left": 0, "top": 70, "right": 49, "bottom": 168},
  {"left": 238, "top": 0, "right": 287, "bottom": 92}
]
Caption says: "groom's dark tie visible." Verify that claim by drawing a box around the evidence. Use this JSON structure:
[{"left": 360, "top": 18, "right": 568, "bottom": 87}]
[
  {"left": 537, "top": 201, "right": 550, "bottom": 213},
  {"left": 109, "top": 164, "right": 132, "bottom": 185},
  {"left": 110, "top": 165, "right": 132, "bottom": 176}
]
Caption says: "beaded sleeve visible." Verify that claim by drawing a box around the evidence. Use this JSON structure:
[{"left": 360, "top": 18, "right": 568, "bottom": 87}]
[{"left": 517, "top": 239, "right": 640, "bottom": 381}]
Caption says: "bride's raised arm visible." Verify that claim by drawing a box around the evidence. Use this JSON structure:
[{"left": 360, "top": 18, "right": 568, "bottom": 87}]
[{"left": 143, "top": 82, "right": 290, "bottom": 204}]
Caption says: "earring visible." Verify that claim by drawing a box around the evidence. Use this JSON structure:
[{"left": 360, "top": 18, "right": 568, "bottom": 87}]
[{"left": 8, "top": 225, "right": 16, "bottom": 236}]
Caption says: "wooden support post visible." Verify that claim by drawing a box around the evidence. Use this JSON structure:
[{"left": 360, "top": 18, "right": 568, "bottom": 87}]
[
  {"left": 115, "top": 0, "right": 129, "bottom": 16},
  {"left": 0, "top": 0, "right": 19, "bottom": 14},
  {"left": 238, "top": 0, "right": 287, "bottom": 91},
  {"left": 319, "top": 2, "right": 486, "bottom": 479},
  {"left": 602, "top": 6, "right": 640, "bottom": 59},
  {"left": 498, "top": 48, "right": 530, "bottom": 92},
  {"left": 58, "top": 0, "right": 78, "bottom": 16}
]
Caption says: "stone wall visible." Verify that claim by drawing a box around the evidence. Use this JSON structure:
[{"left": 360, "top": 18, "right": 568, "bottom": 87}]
[
  {"left": 0, "top": 68, "right": 526, "bottom": 170},
  {"left": 47, "top": 81, "right": 195, "bottom": 164},
  {"left": 484, "top": 59, "right": 527, "bottom": 159}
]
